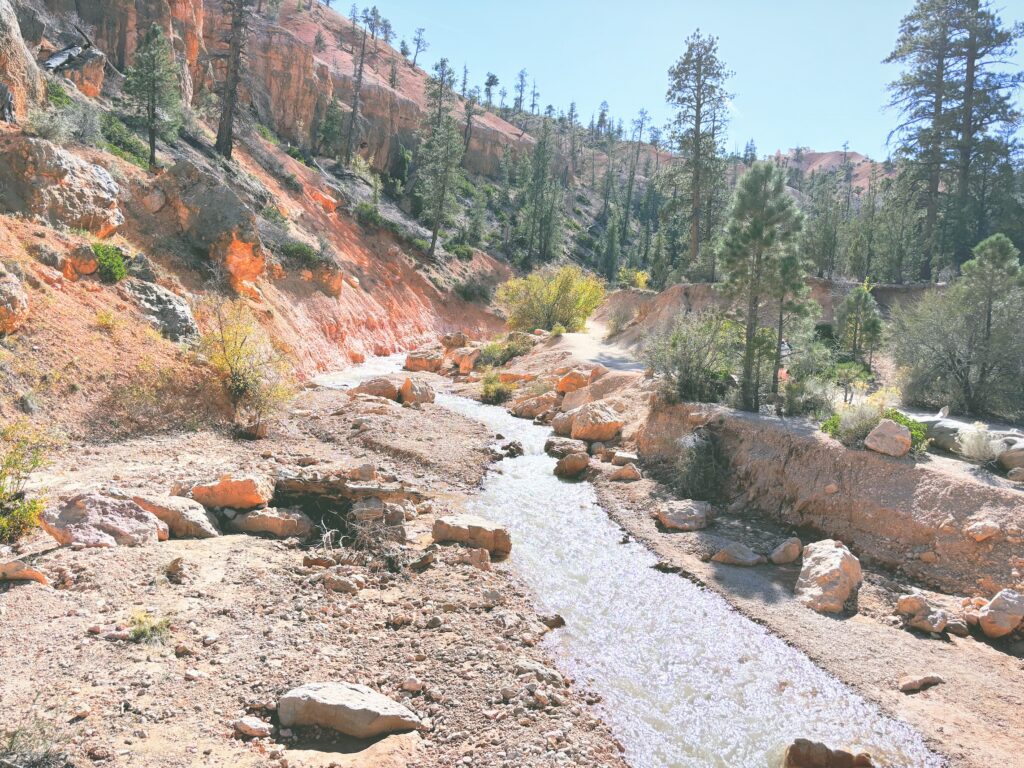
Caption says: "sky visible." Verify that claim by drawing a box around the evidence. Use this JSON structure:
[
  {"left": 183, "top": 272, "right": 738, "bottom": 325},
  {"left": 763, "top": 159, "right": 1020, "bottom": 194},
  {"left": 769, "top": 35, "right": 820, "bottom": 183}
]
[{"left": 370, "top": 0, "right": 1024, "bottom": 160}]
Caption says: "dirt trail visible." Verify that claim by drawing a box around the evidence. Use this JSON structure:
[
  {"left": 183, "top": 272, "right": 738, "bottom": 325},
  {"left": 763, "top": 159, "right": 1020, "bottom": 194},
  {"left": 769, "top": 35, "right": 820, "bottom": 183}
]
[{"left": 556, "top": 322, "right": 645, "bottom": 373}]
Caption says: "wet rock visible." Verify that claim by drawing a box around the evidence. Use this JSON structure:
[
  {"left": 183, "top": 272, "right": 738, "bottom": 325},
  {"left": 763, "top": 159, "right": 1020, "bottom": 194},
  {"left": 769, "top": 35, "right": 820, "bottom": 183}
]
[
  {"left": 610, "top": 463, "right": 642, "bottom": 482},
  {"left": 432, "top": 514, "right": 511, "bottom": 556},
  {"left": 978, "top": 589, "right": 1024, "bottom": 639},
  {"left": 864, "top": 419, "right": 912, "bottom": 457},
  {"left": 556, "top": 369, "right": 590, "bottom": 394},
  {"left": 570, "top": 402, "right": 624, "bottom": 443},
  {"left": 770, "top": 537, "right": 803, "bottom": 565},
  {"left": 711, "top": 542, "right": 764, "bottom": 567},
  {"left": 500, "top": 440, "right": 524, "bottom": 458},
  {"left": 41, "top": 494, "right": 168, "bottom": 548},
  {"left": 404, "top": 346, "right": 444, "bottom": 373},
  {"left": 0, "top": 137, "right": 124, "bottom": 236},
  {"left": 230, "top": 508, "right": 313, "bottom": 539},
  {"left": 399, "top": 377, "right": 435, "bottom": 405},
  {"left": 277, "top": 682, "right": 421, "bottom": 739},
  {"left": 131, "top": 495, "right": 220, "bottom": 539},
  {"left": 783, "top": 738, "right": 874, "bottom": 767},
  {"left": 898, "top": 674, "right": 944, "bottom": 694},
  {"left": 544, "top": 436, "right": 588, "bottom": 459},
  {"left": 0, "top": 559, "right": 48, "bottom": 585},
  {"left": 554, "top": 452, "right": 589, "bottom": 479},
  {"left": 233, "top": 716, "right": 273, "bottom": 738},
  {"left": 0, "top": 270, "right": 29, "bottom": 334},
  {"left": 188, "top": 474, "right": 273, "bottom": 510},
  {"left": 510, "top": 391, "right": 559, "bottom": 419},
  {"left": 121, "top": 280, "right": 199, "bottom": 343},
  {"left": 656, "top": 500, "right": 711, "bottom": 532},
  {"left": 795, "top": 540, "right": 863, "bottom": 614},
  {"left": 352, "top": 377, "right": 401, "bottom": 401}
]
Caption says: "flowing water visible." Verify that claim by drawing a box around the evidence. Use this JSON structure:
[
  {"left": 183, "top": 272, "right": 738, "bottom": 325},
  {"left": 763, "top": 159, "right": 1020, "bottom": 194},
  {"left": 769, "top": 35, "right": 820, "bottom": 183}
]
[{"left": 318, "top": 359, "right": 940, "bottom": 768}]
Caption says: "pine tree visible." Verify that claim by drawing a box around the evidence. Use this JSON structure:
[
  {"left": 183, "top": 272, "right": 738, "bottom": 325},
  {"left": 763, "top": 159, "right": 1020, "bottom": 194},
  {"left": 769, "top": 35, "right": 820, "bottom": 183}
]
[
  {"left": 770, "top": 250, "right": 812, "bottom": 408},
  {"left": 388, "top": 60, "right": 398, "bottom": 88},
  {"left": 620, "top": 109, "right": 648, "bottom": 246},
  {"left": 124, "top": 24, "right": 181, "bottom": 169},
  {"left": 666, "top": 30, "right": 733, "bottom": 270},
  {"left": 742, "top": 139, "right": 757, "bottom": 165},
  {"left": 215, "top": 0, "right": 252, "bottom": 160},
  {"left": 514, "top": 69, "right": 528, "bottom": 115},
  {"left": 411, "top": 28, "right": 427, "bottom": 67},
  {"left": 318, "top": 97, "right": 344, "bottom": 156},
  {"left": 399, "top": 39, "right": 410, "bottom": 59},
  {"left": 342, "top": 26, "right": 368, "bottom": 164},
  {"left": 602, "top": 215, "right": 620, "bottom": 282},
  {"left": 649, "top": 231, "right": 670, "bottom": 289},
  {"left": 484, "top": 73, "right": 498, "bottom": 107},
  {"left": 417, "top": 59, "right": 465, "bottom": 258},
  {"left": 720, "top": 161, "right": 803, "bottom": 412},
  {"left": 837, "top": 281, "right": 883, "bottom": 364},
  {"left": 463, "top": 87, "right": 481, "bottom": 150}
]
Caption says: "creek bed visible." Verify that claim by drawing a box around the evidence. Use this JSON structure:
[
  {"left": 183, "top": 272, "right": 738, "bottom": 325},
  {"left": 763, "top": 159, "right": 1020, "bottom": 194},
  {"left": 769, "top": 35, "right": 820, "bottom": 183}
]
[{"left": 319, "top": 360, "right": 939, "bottom": 768}]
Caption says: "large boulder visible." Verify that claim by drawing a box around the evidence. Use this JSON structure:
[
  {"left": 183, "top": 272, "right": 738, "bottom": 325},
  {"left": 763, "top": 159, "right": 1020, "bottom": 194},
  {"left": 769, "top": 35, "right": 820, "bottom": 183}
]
[
  {"left": 0, "top": 0, "right": 43, "bottom": 121},
  {"left": 556, "top": 369, "right": 590, "bottom": 394},
  {"left": 399, "top": 377, "right": 434, "bottom": 405},
  {"left": 510, "top": 391, "right": 558, "bottom": 419},
  {"left": 551, "top": 410, "right": 576, "bottom": 437},
  {"left": 41, "top": 493, "right": 168, "bottom": 548},
  {"left": 404, "top": 347, "right": 443, "bottom": 373},
  {"left": 441, "top": 332, "right": 468, "bottom": 349},
  {"left": 864, "top": 419, "right": 912, "bottom": 457},
  {"left": 770, "top": 537, "right": 803, "bottom": 565},
  {"left": 978, "top": 589, "right": 1024, "bottom": 639},
  {"left": 121, "top": 280, "right": 199, "bottom": 343},
  {"left": 783, "top": 739, "right": 874, "bottom": 768},
  {"left": 554, "top": 452, "right": 589, "bottom": 478},
  {"left": 656, "top": 500, "right": 711, "bottom": 532},
  {"left": 795, "top": 540, "right": 863, "bottom": 614},
  {"left": 230, "top": 508, "right": 313, "bottom": 539},
  {"left": 352, "top": 377, "right": 401, "bottom": 401},
  {"left": 188, "top": 474, "right": 274, "bottom": 510},
  {"left": 997, "top": 437, "right": 1024, "bottom": 471},
  {"left": 432, "top": 514, "right": 511, "bottom": 556},
  {"left": 278, "top": 682, "right": 420, "bottom": 740},
  {"left": 561, "top": 386, "right": 592, "bottom": 412},
  {"left": 570, "top": 402, "right": 624, "bottom": 443},
  {"left": 451, "top": 347, "right": 480, "bottom": 375},
  {"left": 543, "top": 436, "right": 588, "bottom": 459},
  {"left": 610, "top": 462, "right": 642, "bottom": 482},
  {"left": 0, "top": 270, "right": 29, "bottom": 334},
  {"left": 0, "top": 137, "right": 124, "bottom": 237},
  {"left": 131, "top": 495, "right": 219, "bottom": 539}
]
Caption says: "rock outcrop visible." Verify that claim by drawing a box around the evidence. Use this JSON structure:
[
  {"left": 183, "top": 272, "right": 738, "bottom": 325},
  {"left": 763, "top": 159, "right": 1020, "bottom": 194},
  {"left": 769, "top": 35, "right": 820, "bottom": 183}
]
[
  {"left": 277, "top": 682, "right": 420, "bottom": 739},
  {"left": 131, "top": 495, "right": 219, "bottom": 539},
  {"left": 0, "top": 0, "right": 42, "bottom": 120},
  {"left": 0, "top": 269, "right": 29, "bottom": 334},
  {"left": 42, "top": 493, "right": 168, "bottom": 548},
  {"left": 230, "top": 507, "right": 313, "bottom": 539},
  {"left": 0, "top": 137, "right": 124, "bottom": 236},
  {"left": 187, "top": 474, "right": 274, "bottom": 510},
  {"left": 794, "top": 540, "right": 863, "bottom": 614},
  {"left": 432, "top": 514, "right": 511, "bottom": 556},
  {"left": 121, "top": 280, "right": 199, "bottom": 342}
]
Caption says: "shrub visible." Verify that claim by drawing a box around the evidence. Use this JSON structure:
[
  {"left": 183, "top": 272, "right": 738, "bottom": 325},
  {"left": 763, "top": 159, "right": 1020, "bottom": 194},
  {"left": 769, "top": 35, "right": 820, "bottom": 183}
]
[
  {"left": 410, "top": 238, "right": 431, "bottom": 254},
  {"left": 129, "top": 611, "right": 171, "bottom": 644},
  {"left": 551, "top": 323, "right": 566, "bottom": 337},
  {"left": 0, "top": 421, "right": 52, "bottom": 544},
  {"left": 820, "top": 389, "right": 907, "bottom": 449},
  {"left": 617, "top": 267, "right": 650, "bottom": 290},
  {"left": 495, "top": 264, "right": 605, "bottom": 332},
  {"left": 286, "top": 145, "right": 313, "bottom": 167},
  {"left": 480, "top": 371, "right": 513, "bottom": 404},
  {"left": 955, "top": 422, "right": 1001, "bottom": 464},
  {"left": 95, "top": 309, "right": 118, "bottom": 334},
  {"left": 0, "top": 711, "right": 70, "bottom": 768},
  {"left": 649, "top": 429, "right": 726, "bottom": 501},
  {"left": 100, "top": 113, "right": 150, "bottom": 169},
  {"left": 279, "top": 239, "right": 321, "bottom": 267},
  {"left": 449, "top": 243, "right": 474, "bottom": 261},
  {"left": 46, "top": 80, "right": 72, "bottom": 108},
  {"left": 25, "top": 106, "right": 71, "bottom": 143},
  {"left": 605, "top": 305, "right": 634, "bottom": 339},
  {"left": 454, "top": 278, "right": 493, "bottom": 304},
  {"left": 478, "top": 335, "right": 534, "bottom": 367},
  {"left": 355, "top": 201, "right": 385, "bottom": 229},
  {"left": 92, "top": 243, "right": 127, "bottom": 283},
  {"left": 882, "top": 408, "right": 929, "bottom": 456},
  {"left": 261, "top": 205, "right": 288, "bottom": 226},
  {"left": 197, "top": 299, "right": 294, "bottom": 434},
  {"left": 642, "top": 312, "right": 741, "bottom": 404},
  {"left": 282, "top": 173, "right": 303, "bottom": 192},
  {"left": 255, "top": 123, "right": 279, "bottom": 144}
]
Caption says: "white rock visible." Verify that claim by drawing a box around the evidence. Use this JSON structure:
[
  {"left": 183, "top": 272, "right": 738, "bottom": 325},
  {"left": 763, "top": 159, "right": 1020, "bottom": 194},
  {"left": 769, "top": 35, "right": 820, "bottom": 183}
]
[
  {"left": 277, "top": 682, "right": 421, "bottom": 739},
  {"left": 978, "top": 589, "right": 1024, "bottom": 639},
  {"left": 656, "top": 500, "right": 711, "bottom": 532},
  {"left": 711, "top": 542, "right": 764, "bottom": 567},
  {"left": 794, "top": 539, "right": 863, "bottom": 614},
  {"left": 963, "top": 520, "right": 1000, "bottom": 542},
  {"left": 769, "top": 537, "right": 803, "bottom": 565},
  {"left": 233, "top": 716, "right": 273, "bottom": 738}
]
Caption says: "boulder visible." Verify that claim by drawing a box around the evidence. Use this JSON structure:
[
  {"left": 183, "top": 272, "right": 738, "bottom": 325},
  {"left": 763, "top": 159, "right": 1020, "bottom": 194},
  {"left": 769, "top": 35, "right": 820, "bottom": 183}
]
[
  {"left": 556, "top": 369, "right": 590, "bottom": 394},
  {"left": 544, "top": 437, "right": 589, "bottom": 459},
  {"left": 121, "top": 280, "right": 199, "bottom": 343},
  {"left": 864, "top": 419, "right": 912, "bottom": 457},
  {"left": 1009, "top": 467, "right": 1024, "bottom": 483},
  {"left": 783, "top": 739, "right": 874, "bottom": 768},
  {"left": 611, "top": 451, "right": 639, "bottom": 466},
  {"left": 451, "top": 346, "right": 480, "bottom": 375},
  {"left": 432, "top": 514, "right": 511, "bottom": 556},
  {"left": 551, "top": 410, "right": 576, "bottom": 437},
  {"left": 510, "top": 391, "right": 559, "bottom": 419},
  {"left": 399, "top": 378, "right": 434, "bottom": 405},
  {"left": 907, "top": 609, "right": 949, "bottom": 634},
  {"left": 63, "top": 244, "right": 99, "bottom": 280},
  {"left": 554, "top": 452, "right": 590, "bottom": 478},
  {"left": 711, "top": 542, "right": 764, "bottom": 566},
  {"left": 0, "top": 0, "right": 43, "bottom": 122},
  {"left": 41, "top": 493, "right": 168, "bottom": 548},
  {"left": 997, "top": 437, "right": 1024, "bottom": 471},
  {"left": 795, "top": 540, "right": 863, "bottom": 614},
  {"left": 233, "top": 715, "right": 273, "bottom": 738},
  {"left": 898, "top": 674, "right": 945, "bottom": 694},
  {"left": 570, "top": 402, "right": 624, "bottom": 443},
  {"left": 978, "top": 589, "right": 1024, "bottom": 639},
  {"left": 610, "top": 463, "right": 642, "bottom": 482},
  {"left": 561, "top": 386, "right": 592, "bottom": 412},
  {"left": 963, "top": 519, "right": 1000, "bottom": 542},
  {"left": 770, "top": 537, "right": 803, "bottom": 565},
  {"left": 352, "top": 377, "right": 401, "bottom": 401},
  {"left": 441, "top": 332, "right": 468, "bottom": 349},
  {"left": 189, "top": 474, "right": 273, "bottom": 510},
  {"left": 131, "top": 495, "right": 220, "bottom": 539},
  {"left": 656, "top": 500, "right": 711, "bottom": 532},
  {"left": 404, "top": 347, "right": 443, "bottom": 373},
  {"left": 0, "top": 559, "right": 48, "bottom": 585},
  {"left": 231, "top": 508, "right": 313, "bottom": 539},
  {"left": 0, "top": 271, "right": 29, "bottom": 334},
  {"left": 278, "top": 682, "right": 420, "bottom": 739},
  {"left": 0, "top": 137, "right": 124, "bottom": 237}
]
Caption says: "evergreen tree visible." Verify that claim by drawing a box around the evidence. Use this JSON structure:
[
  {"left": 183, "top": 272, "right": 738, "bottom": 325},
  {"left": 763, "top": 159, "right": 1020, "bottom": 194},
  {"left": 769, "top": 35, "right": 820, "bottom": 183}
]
[
  {"left": 620, "top": 109, "right": 648, "bottom": 246},
  {"left": 215, "top": 0, "right": 253, "bottom": 159},
  {"left": 411, "top": 28, "right": 428, "bottom": 67},
  {"left": 417, "top": 59, "right": 465, "bottom": 258},
  {"left": 602, "top": 215, "right": 620, "bottom": 282},
  {"left": 399, "top": 39, "right": 410, "bottom": 59},
  {"left": 484, "top": 73, "right": 499, "bottom": 107},
  {"left": 836, "top": 281, "right": 883, "bottom": 364},
  {"left": 649, "top": 231, "right": 670, "bottom": 289},
  {"left": 463, "top": 86, "right": 482, "bottom": 150},
  {"left": 124, "top": 24, "right": 181, "bottom": 169},
  {"left": 666, "top": 30, "right": 733, "bottom": 268},
  {"left": 314, "top": 29, "right": 326, "bottom": 52},
  {"left": 318, "top": 97, "right": 345, "bottom": 155},
  {"left": 742, "top": 139, "right": 757, "bottom": 165},
  {"left": 514, "top": 69, "right": 528, "bottom": 115},
  {"left": 721, "top": 162, "right": 803, "bottom": 412},
  {"left": 518, "top": 117, "right": 562, "bottom": 266},
  {"left": 388, "top": 60, "right": 399, "bottom": 88},
  {"left": 342, "top": 26, "right": 368, "bottom": 164},
  {"left": 770, "top": 249, "right": 812, "bottom": 408}
]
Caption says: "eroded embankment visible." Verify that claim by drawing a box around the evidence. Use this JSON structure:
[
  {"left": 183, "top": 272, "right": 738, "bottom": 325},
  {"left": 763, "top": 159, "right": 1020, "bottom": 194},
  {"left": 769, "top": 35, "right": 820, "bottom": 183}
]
[{"left": 637, "top": 402, "right": 1024, "bottom": 597}]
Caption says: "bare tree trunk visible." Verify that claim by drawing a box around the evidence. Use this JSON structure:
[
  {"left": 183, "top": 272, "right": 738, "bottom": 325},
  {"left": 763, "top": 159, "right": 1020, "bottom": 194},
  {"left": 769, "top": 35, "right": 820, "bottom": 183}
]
[{"left": 215, "top": 0, "right": 249, "bottom": 160}]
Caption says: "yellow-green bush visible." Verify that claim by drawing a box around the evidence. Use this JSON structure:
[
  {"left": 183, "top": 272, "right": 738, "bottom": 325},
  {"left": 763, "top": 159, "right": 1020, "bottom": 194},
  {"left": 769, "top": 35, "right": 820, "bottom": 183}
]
[{"left": 495, "top": 265, "right": 605, "bottom": 332}]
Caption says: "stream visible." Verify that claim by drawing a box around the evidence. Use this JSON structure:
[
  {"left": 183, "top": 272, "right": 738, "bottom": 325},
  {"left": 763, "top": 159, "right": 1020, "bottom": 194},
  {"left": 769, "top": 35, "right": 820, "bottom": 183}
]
[{"left": 318, "top": 358, "right": 939, "bottom": 768}]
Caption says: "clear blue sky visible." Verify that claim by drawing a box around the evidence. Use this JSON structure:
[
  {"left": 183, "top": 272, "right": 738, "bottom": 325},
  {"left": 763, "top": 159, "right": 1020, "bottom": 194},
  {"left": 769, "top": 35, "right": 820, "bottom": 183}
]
[{"left": 372, "top": 0, "right": 1024, "bottom": 160}]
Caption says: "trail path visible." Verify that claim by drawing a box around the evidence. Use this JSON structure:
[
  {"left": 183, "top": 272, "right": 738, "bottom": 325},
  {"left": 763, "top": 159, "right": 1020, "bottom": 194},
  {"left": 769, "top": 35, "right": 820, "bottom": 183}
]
[{"left": 557, "top": 321, "right": 645, "bottom": 372}]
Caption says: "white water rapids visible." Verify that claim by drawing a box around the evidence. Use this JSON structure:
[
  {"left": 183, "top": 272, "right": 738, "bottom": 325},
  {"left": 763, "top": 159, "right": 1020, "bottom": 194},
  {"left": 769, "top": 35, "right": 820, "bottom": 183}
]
[{"left": 317, "top": 357, "right": 940, "bottom": 768}]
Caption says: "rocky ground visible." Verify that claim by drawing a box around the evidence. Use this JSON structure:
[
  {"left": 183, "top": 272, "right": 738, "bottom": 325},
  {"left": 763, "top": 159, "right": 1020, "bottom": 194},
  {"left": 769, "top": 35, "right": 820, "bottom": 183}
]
[{"left": 0, "top": 378, "right": 627, "bottom": 768}]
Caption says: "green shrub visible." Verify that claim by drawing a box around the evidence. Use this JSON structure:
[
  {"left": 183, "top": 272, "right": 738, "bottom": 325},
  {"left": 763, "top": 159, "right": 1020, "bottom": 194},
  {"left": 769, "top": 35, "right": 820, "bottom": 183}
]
[
  {"left": 883, "top": 408, "right": 929, "bottom": 456},
  {"left": 282, "top": 173, "right": 302, "bottom": 192},
  {"left": 261, "top": 205, "right": 288, "bottom": 226},
  {"left": 648, "top": 429, "right": 726, "bottom": 501},
  {"left": 355, "top": 201, "right": 385, "bottom": 229},
  {"left": 280, "top": 239, "right": 319, "bottom": 265},
  {"left": 0, "top": 421, "right": 52, "bottom": 545},
  {"left": 100, "top": 113, "right": 150, "bottom": 169},
  {"left": 46, "top": 80, "right": 72, "bottom": 108},
  {"left": 129, "top": 611, "right": 171, "bottom": 644},
  {"left": 410, "top": 238, "right": 430, "bottom": 254},
  {"left": 642, "top": 312, "right": 741, "bottom": 404},
  {"left": 448, "top": 243, "right": 474, "bottom": 261},
  {"left": 551, "top": 323, "right": 566, "bottom": 337},
  {"left": 479, "top": 335, "right": 534, "bottom": 367},
  {"left": 255, "top": 123, "right": 279, "bottom": 145},
  {"left": 495, "top": 265, "right": 605, "bottom": 332},
  {"left": 286, "top": 145, "right": 313, "bottom": 166},
  {"left": 454, "top": 278, "right": 493, "bottom": 304},
  {"left": 480, "top": 371, "right": 513, "bottom": 404},
  {"left": 92, "top": 243, "right": 127, "bottom": 283}
]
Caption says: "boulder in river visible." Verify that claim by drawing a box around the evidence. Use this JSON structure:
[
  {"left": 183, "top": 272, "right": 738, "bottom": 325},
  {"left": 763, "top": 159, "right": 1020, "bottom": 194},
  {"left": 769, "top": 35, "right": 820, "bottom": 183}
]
[
  {"left": 510, "top": 391, "right": 559, "bottom": 419},
  {"left": 544, "top": 436, "right": 588, "bottom": 458},
  {"left": 570, "top": 402, "right": 624, "bottom": 443},
  {"left": 399, "top": 377, "right": 435, "bottom": 405},
  {"left": 794, "top": 539, "right": 863, "bottom": 614},
  {"left": 783, "top": 738, "right": 874, "bottom": 767},
  {"left": 554, "top": 452, "right": 590, "bottom": 478},
  {"left": 277, "top": 682, "right": 420, "bottom": 739},
  {"left": 432, "top": 514, "right": 511, "bottom": 556}
]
